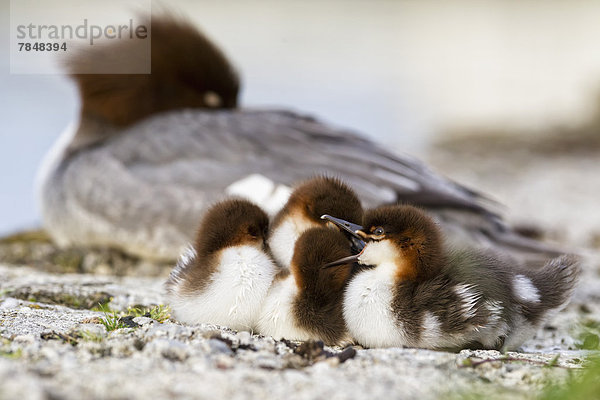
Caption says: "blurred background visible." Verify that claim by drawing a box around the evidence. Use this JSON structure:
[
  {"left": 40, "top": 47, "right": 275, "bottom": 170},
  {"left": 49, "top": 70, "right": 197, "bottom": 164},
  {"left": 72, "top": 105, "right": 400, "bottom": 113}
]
[{"left": 1, "top": 0, "right": 599, "bottom": 248}]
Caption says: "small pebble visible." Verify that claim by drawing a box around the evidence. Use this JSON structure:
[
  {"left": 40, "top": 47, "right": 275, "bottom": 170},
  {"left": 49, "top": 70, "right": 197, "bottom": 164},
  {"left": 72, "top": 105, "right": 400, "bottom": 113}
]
[
  {"left": 214, "top": 354, "right": 235, "bottom": 369},
  {"left": 237, "top": 331, "right": 252, "bottom": 346},
  {"left": 206, "top": 339, "right": 234, "bottom": 355},
  {"left": 0, "top": 298, "right": 20, "bottom": 309},
  {"left": 133, "top": 316, "right": 154, "bottom": 326},
  {"left": 13, "top": 334, "right": 36, "bottom": 344},
  {"left": 149, "top": 339, "right": 189, "bottom": 361}
]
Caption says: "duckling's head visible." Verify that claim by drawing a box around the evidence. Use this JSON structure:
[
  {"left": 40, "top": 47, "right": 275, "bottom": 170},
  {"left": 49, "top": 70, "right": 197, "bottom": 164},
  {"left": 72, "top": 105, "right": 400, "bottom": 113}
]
[
  {"left": 269, "top": 177, "right": 363, "bottom": 268},
  {"left": 336, "top": 205, "right": 444, "bottom": 281},
  {"left": 357, "top": 205, "right": 444, "bottom": 282},
  {"left": 291, "top": 227, "right": 354, "bottom": 296},
  {"left": 195, "top": 199, "right": 269, "bottom": 259},
  {"left": 275, "top": 176, "right": 363, "bottom": 230}
]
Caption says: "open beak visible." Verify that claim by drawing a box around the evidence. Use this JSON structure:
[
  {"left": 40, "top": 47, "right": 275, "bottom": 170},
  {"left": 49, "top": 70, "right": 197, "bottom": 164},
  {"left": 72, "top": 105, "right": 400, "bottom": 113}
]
[
  {"left": 321, "top": 214, "right": 363, "bottom": 236},
  {"left": 321, "top": 253, "right": 361, "bottom": 269},
  {"left": 321, "top": 214, "right": 366, "bottom": 252}
]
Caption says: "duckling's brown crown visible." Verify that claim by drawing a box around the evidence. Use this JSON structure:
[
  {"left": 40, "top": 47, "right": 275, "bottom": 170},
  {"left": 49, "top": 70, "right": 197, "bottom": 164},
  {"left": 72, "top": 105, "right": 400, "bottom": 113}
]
[
  {"left": 291, "top": 227, "right": 353, "bottom": 294},
  {"left": 285, "top": 176, "right": 363, "bottom": 224},
  {"left": 194, "top": 199, "right": 269, "bottom": 257},
  {"left": 363, "top": 205, "right": 444, "bottom": 282}
]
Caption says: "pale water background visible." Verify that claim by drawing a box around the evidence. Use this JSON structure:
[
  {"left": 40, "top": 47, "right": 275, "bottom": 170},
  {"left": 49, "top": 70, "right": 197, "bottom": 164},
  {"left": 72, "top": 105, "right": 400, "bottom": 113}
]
[{"left": 1, "top": 0, "right": 600, "bottom": 234}]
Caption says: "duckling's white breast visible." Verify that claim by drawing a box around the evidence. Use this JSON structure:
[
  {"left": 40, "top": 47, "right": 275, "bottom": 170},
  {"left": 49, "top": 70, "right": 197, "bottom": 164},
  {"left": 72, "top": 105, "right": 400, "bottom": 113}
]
[
  {"left": 343, "top": 264, "right": 408, "bottom": 348},
  {"left": 168, "top": 245, "right": 277, "bottom": 331},
  {"left": 255, "top": 275, "right": 313, "bottom": 341}
]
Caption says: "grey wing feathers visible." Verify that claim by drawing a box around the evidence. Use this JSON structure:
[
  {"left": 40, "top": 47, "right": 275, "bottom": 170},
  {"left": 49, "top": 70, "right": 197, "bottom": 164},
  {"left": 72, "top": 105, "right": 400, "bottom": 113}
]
[
  {"left": 42, "top": 150, "right": 207, "bottom": 260},
  {"left": 108, "top": 108, "right": 492, "bottom": 213},
  {"left": 213, "top": 110, "right": 493, "bottom": 211},
  {"left": 41, "top": 108, "right": 562, "bottom": 261}
]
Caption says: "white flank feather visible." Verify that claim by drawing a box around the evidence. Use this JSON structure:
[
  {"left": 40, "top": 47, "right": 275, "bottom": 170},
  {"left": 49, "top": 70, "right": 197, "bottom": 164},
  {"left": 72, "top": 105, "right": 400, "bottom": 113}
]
[
  {"left": 168, "top": 245, "right": 277, "bottom": 331},
  {"left": 255, "top": 275, "right": 314, "bottom": 341}
]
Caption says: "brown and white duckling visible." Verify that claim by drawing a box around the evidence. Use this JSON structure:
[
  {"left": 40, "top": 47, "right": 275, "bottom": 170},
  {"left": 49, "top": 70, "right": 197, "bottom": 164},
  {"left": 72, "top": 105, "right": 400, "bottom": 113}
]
[
  {"left": 256, "top": 227, "right": 353, "bottom": 345},
  {"left": 166, "top": 199, "right": 277, "bottom": 331},
  {"left": 326, "top": 205, "right": 581, "bottom": 351},
  {"left": 268, "top": 176, "right": 363, "bottom": 269}
]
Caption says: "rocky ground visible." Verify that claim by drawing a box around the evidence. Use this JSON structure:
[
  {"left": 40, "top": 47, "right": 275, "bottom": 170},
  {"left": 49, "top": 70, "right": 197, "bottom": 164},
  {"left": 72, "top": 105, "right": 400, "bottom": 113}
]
[
  {"left": 0, "top": 261, "right": 596, "bottom": 400},
  {"left": 1, "top": 134, "right": 600, "bottom": 400}
]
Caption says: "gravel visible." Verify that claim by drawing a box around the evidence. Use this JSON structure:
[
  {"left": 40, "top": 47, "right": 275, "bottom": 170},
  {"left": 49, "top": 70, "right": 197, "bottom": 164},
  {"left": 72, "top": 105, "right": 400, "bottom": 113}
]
[{"left": 0, "top": 260, "right": 597, "bottom": 400}]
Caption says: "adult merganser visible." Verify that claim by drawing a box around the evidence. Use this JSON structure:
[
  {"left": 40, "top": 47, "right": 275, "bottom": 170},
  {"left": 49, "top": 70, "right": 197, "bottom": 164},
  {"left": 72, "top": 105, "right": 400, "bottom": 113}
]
[
  {"left": 325, "top": 205, "right": 581, "bottom": 351},
  {"left": 37, "top": 15, "right": 561, "bottom": 262},
  {"left": 268, "top": 176, "right": 363, "bottom": 269},
  {"left": 166, "top": 198, "right": 277, "bottom": 331},
  {"left": 256, "top": 227, "right": 353, "bottom": 345}
]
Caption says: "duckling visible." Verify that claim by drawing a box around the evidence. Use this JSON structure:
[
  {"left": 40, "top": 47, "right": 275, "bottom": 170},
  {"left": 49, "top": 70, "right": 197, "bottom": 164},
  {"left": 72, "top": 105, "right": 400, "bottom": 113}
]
[
  {"left": 256, "top": 227, "right": 353, "bottom": 345},
  {"left": 325, "top": 205, "right": 581, "bottom": 351},
  {"left": 38, "top": 14, "right": 564, "bottom": 264},
  {"left": 166, "top": 199, "right": 277, "bottom": 331},
  {"left": 268, "top": 176, "right": 363, "bottom": 269}
]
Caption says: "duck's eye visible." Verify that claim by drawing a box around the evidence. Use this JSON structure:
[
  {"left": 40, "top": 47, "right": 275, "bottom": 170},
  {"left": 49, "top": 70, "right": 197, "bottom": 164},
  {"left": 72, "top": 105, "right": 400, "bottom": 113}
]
[
  {"left": 203, "top": 91, "right": 222, "bottom": 108},
  {"left": 373, "top": 227, "right": 385, "bottom": 236},
  {"left": 246, "top": 225, "right": 259, "bottom": 238}
]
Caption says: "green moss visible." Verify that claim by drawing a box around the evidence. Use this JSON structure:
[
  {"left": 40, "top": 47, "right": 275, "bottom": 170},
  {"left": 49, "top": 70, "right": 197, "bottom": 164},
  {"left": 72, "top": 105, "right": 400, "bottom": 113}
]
[
  {"left": 149, "top": 305, "right": 171, "bottom": 322},
  {"left": 99, "top": 307, "right": 127, "bottom": 332},
  {"left": 0, "top": 338, "right": 22, "bottom": 359},
  {"left": 575, "top": 319, "right": 600, "bottom": 350},
  {"left": 101, "top": 314, "right": 127, "bottom": 331},
  {"left": 545, "top": 355, "right": 561, "bottom": 369},
  {"left": 0, "top": 230, "right": 52, "bottom": 244},
  {"left": 538, "top": 356, "right": 600, "bottom": 400},
  {"left": 0, "top": 231, "right": 170, "bottom": 276},
  {"left": 8, "top": 288, "right": 112, "bottom": 310},
  {"left": 91, "top": 300, "right": 113, "bottom": 313},
  {"left": 79, "top": 330, "right": 104, "bottom": 343},
  {"left": 127, "top": 305, "right": 171, "bottom": 323},
  {"left": 0, "top": 348, "right": 22, "bottom": 359},
  {"left": 94, "top": 304, "right": 171, "bottom": 331},
  {"left": 51, "top": 250, "right": 84, "bottom": 273}
]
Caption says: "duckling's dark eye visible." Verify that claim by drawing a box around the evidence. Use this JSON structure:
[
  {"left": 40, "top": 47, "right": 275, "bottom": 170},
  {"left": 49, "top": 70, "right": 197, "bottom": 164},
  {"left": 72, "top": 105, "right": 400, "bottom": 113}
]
[
  {"left": 373, "top": 227, "right": 385, "bottom": 236},
  {"left": 246, "top": 225, "right": 259, "bottom": 238}
]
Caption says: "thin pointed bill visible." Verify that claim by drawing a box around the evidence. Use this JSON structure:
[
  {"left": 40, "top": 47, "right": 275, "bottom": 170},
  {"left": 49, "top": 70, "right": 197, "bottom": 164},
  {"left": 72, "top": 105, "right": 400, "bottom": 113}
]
[
  {"left": 321, "top": 214, "right": 366, "bottom": 252},
  {"left": 321, "top": 214, "right": 363, "bottom": 237},
  {"left": 321, "top": 253, "right": 361, "bottom": 269}
]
